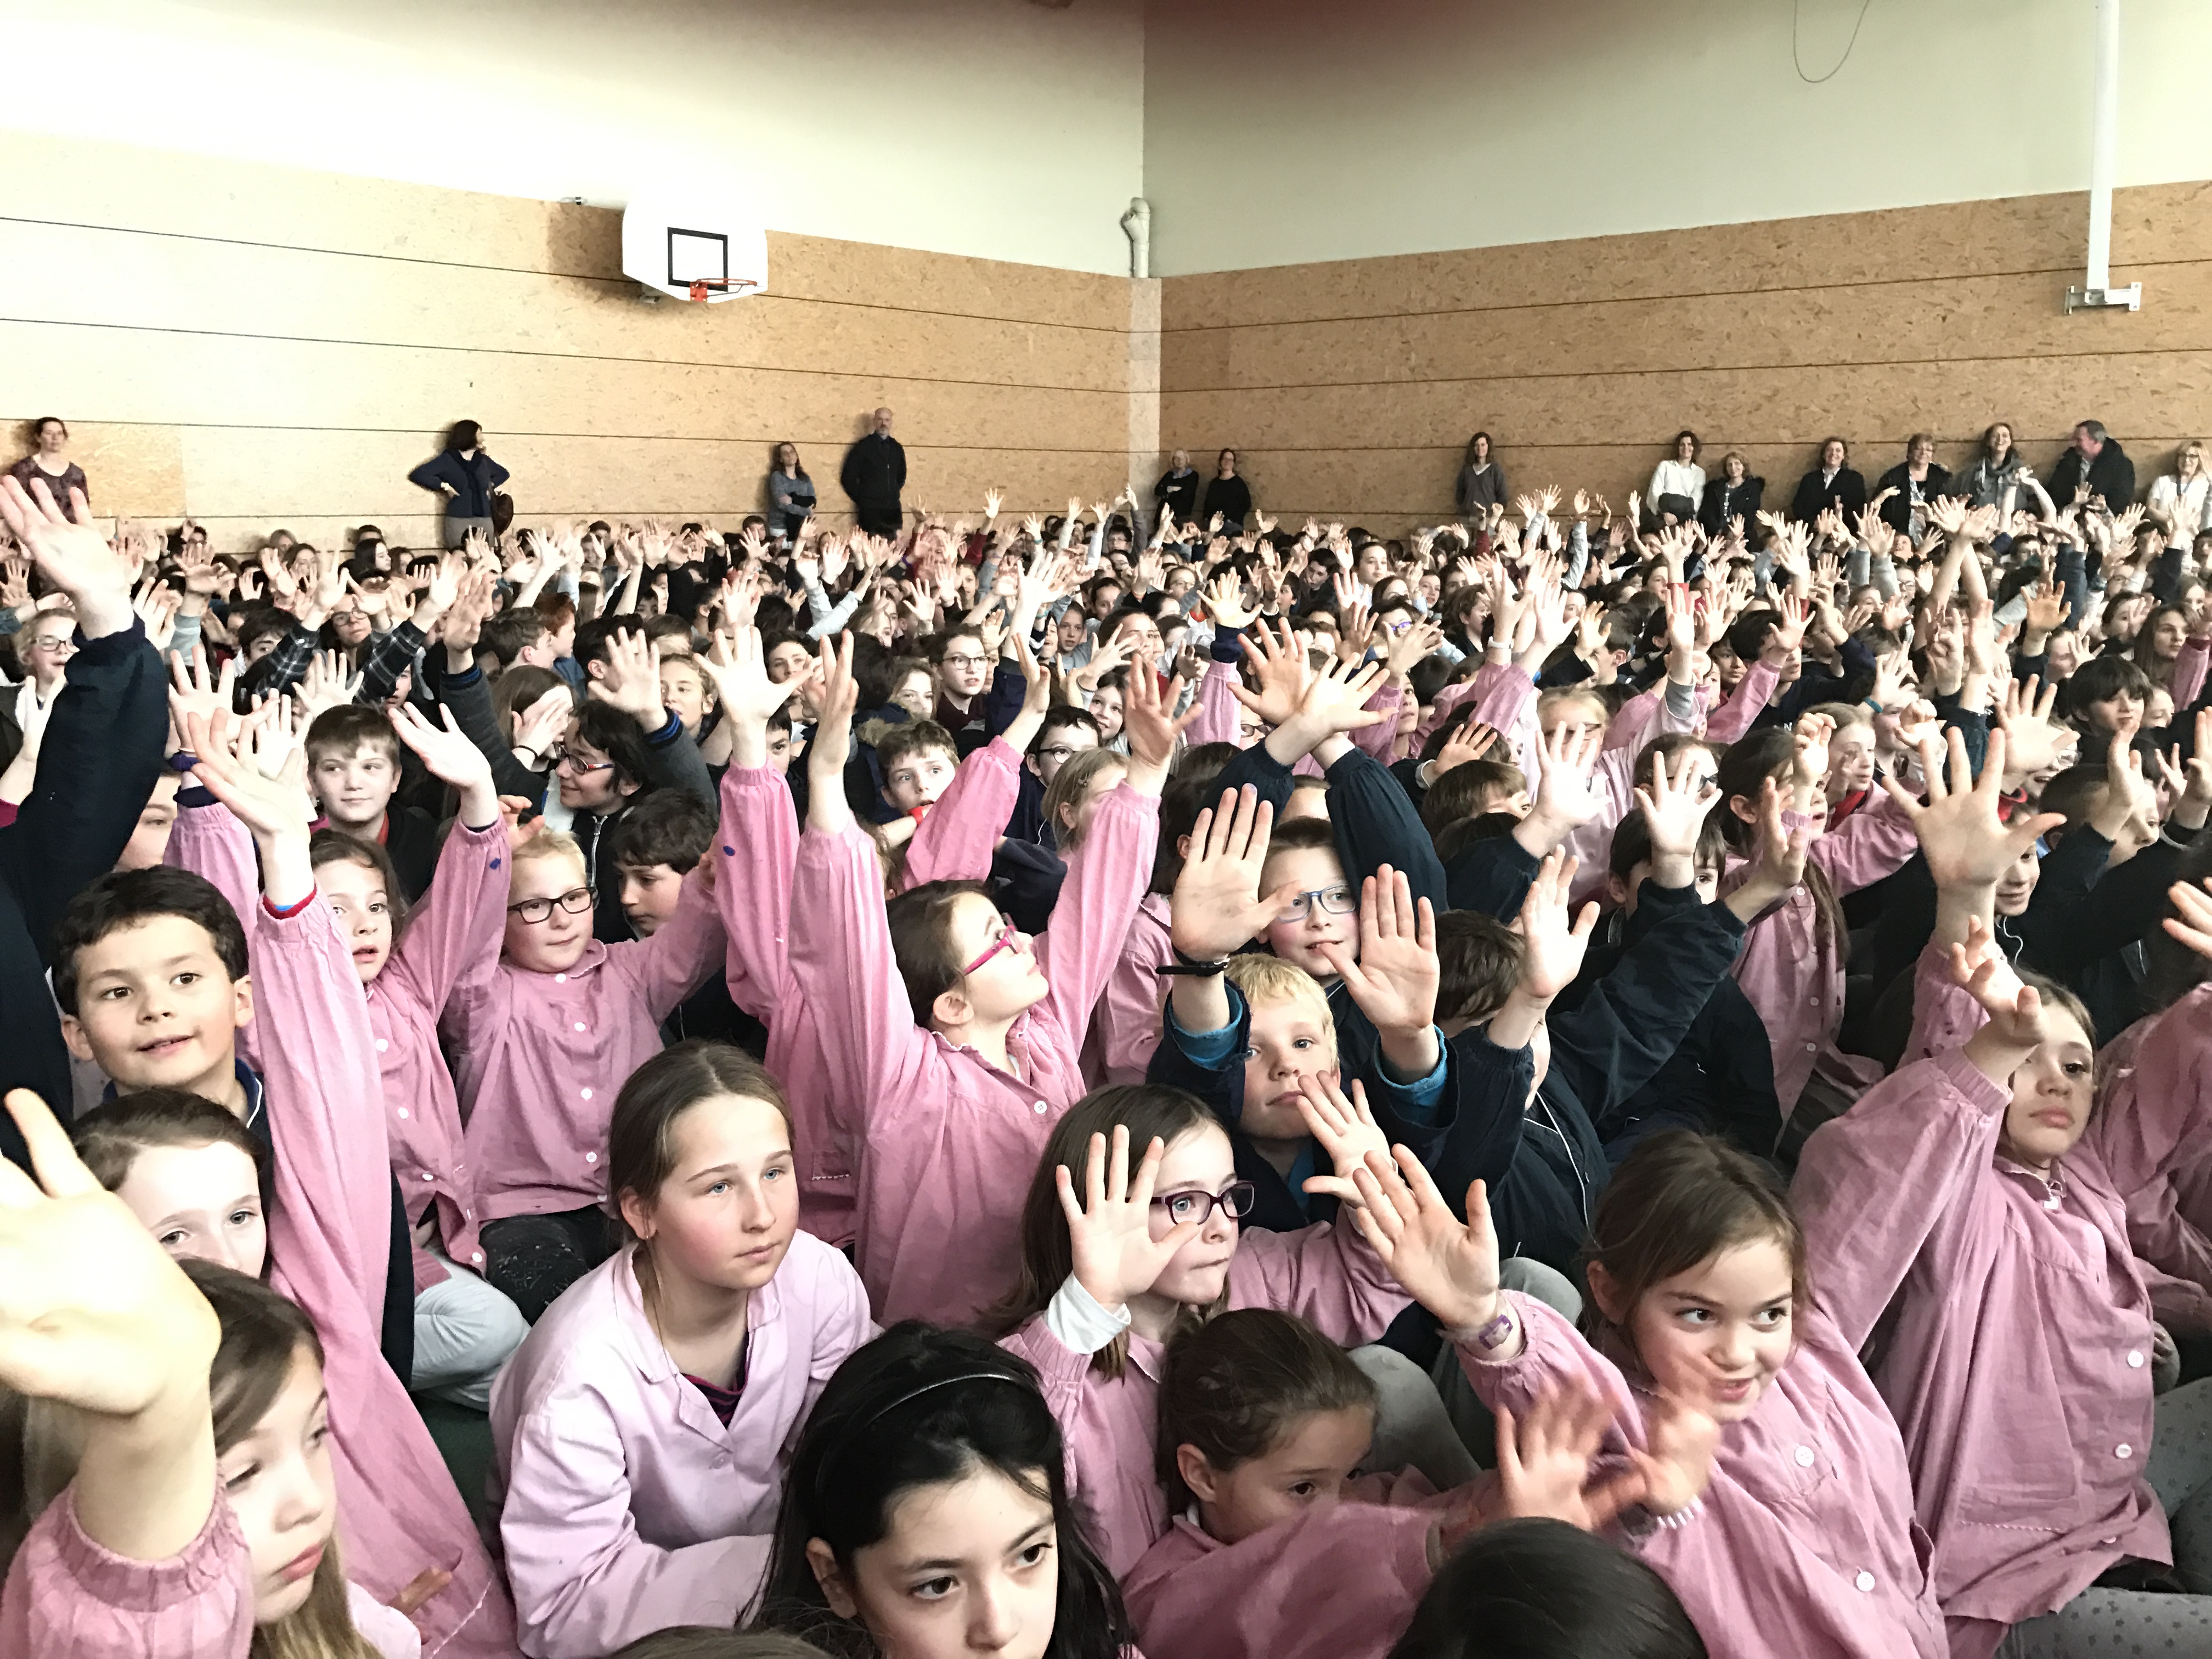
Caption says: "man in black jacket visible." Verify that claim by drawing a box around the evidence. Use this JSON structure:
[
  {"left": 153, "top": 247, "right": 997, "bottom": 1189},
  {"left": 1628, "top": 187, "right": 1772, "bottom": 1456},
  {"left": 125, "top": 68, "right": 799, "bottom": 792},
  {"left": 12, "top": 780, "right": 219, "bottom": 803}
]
[
  {"left": 0, "top": 475, "right": 168, "bottom": 1170},
  {"left": 2055, "top": 419, "right": 2137, "bottom": 511},
  {"left": 840, "top": 407, "right": 906, "bottom": 537},
  {"left": 1788, "top": 436, "right": 1868, "bottom": 523}
]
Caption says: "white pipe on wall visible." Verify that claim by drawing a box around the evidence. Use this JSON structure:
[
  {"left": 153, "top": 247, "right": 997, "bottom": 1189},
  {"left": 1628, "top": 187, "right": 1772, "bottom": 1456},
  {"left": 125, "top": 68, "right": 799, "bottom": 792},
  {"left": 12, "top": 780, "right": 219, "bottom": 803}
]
[
  {"left": 2087, "top": 0, "right": 2119, "bottom": 291},
  {"left": 1121, "top": 198, "right": 1151, "bottom": 280}
]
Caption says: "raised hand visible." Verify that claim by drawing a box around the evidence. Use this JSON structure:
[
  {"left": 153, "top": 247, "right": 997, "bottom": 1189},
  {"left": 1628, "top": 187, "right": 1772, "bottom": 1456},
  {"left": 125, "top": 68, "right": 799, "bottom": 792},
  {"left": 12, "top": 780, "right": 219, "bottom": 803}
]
[
  {"left": 2164, "top": 878, "right": 2212, "bottom": 961},
  {"left": 176, "top": 706, "right": 314, "bottom": 906},
  {"left": 510, "top": 686, "right": 573, "bottom": 765},
  {"left": 1791, "top": 711, "right": 1834, "bottom": 794},
  {"left": 805, "top": 633, "right": 861, "bottom": 814},
  {"left": 1634, "top": 747, "right": 1723, "bottom": 883},
  {"left": 292, "top": 649, "right": 362, "bottom": 724},
  {"left": 0, "top": 476, "right": 135, "bottom": 636},
  {"left": 1293, "top": 1075, "right": 1392, "bottom": 1205},
  {"left": 1513, "top": 850, "right": 1599, "bottom": 1001},
  {"left": 1170, "top": 786, "right": 1299, "bottom": 961},
  {"left": 1496, "top": 1385, "right": 1645, "bottom": 1531},
  {"left": 1295, "top": 654, "right": 1391, "bottom": 737},
  {"left": 391, "top": 700, "right": 495, "bottom": 792},
  {"left": 0, "top": 1087, "right": 223, "bottom": 1564},
  {"left": 1345, "top": 1150, "right": 1502, "bottom": 1332},
  {"left": 1724, "top": 778, "right": 1814, "bottom": 919},
  {"left": 1316, "top": 866, "right": 1439, "bottom": 1037},
  {"left": 1884, "top": 727, "right": 2063, "bottom": 893},
  {"left": 167, "top": 643, "right": 239, "bottom": 735},
  {"left": 1118, "top": 654, "right": 1195, "bottom": 790},
  {"left": 1993, "top": 675, "right": 2067, "bottom": 785},
  {"left": 595, "top": 626, "right": 668, "bottom": 726},
  {"left": 703, "top": 626, "right": 799, "bottom": 735},
  {"left": 1523, "top": 723, "right": 1605, "bottom": 842},
  {"left": 1768, "top": 591, "right": 1809, "bottom": 658},
  {"left": 1204, "top": 569, "right": 1254, "bottom": 631},
  {"left": 1058, "top": 1126, "right": 1201, "bottom": 1313},
  {"left": 1230, "top": 620, "right": 1311, "bottom": 729},
  {"left": 1628, "top": 1394, "right": 1722, "bottom": 1520},
  {"left": 1431, "top": 718, "right": 1499, "bottom": 778}
]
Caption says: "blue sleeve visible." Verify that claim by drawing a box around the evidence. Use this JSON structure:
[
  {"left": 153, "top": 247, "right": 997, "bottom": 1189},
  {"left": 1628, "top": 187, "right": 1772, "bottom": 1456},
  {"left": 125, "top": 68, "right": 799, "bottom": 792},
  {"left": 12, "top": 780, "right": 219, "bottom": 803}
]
[
  {"left": 407, "top": 454, "right": 452, "bottom": 493},
  {"left": 979, "top": 663, "right": 1027, "bottom": 741},
  {"left": 1322, "top": 743, "right": 1447, "bottom": 913},
  {"left": 1165, "top": 988, "right": 1243, "bottom": 1069}
]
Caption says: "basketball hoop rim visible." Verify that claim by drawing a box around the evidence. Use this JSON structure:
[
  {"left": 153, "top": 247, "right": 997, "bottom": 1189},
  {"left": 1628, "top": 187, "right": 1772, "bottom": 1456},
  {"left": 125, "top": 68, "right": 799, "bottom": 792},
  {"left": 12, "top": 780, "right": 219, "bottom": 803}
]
[{"left": 684, "top": 276, "right": 761, "bottom": 301}]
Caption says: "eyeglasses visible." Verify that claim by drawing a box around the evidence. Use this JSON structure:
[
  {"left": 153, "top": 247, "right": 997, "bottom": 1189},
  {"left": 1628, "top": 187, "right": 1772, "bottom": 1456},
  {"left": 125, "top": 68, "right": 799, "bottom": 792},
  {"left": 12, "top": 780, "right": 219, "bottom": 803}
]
[
  {"left": 547, "top": 746, "right": 613, "bottom": 775},
  {"left": 941, "top": 653, "right": 990, "bottom": 670},
  {"left": 507, "top": 886, "right": 592, "bottom": 924},
  {"left": 1152, "top": 1181, "right": 1257, "bottom": 1227},
  {"left": 27, "top": 634, "right": 75, "bottom": 653},
  {"left": 1035, "top": 744, "right": 1085, "bottom": 765},
  {"left": 961, "top": 918, "right": 1025, "bottom": 975},
  {"left": 1278, "top": 885, "right": 1357, "bottom": 922}
]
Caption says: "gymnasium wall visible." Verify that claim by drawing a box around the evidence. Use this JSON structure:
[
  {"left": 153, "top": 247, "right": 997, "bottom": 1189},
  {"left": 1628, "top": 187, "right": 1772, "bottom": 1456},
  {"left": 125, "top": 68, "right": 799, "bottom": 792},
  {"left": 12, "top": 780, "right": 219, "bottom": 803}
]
[
  {"left": 2, "top": 0, "right": 1146, "bottom": 275},
  {"left": 1154, "top": 183, "right": 2212, "bottom": 535},
  {"left": 0, "top": 132, "right": 1136, "bottom": 551},
  {"left": 1142, "top": 0, "right": 2212, "bottom": 277}
]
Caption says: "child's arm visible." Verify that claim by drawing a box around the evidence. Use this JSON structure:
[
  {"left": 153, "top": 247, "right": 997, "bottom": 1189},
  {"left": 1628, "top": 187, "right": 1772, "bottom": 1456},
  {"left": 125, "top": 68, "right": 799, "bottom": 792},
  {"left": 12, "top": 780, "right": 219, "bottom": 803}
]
[
  {"left": 1793, "top": 966, "right": 2045, "bottom": 1351},
  {"left": 2085, "top": 896, "right": 2212, "bottom": 1200},
  {"left": 0, "top": 1088, "right": 236, "bottom": 1659},
  {"left": 384, "top": 704, "right": 512, "bottom": 1011},
  {"left": 1030, "top": 663, "right": 1172, "bottom": 1040},
  {"left": 783, "top": 636, "right": 933, "bottom": 1122},
  {"left": 702, "top": 630, "right": 803, "bottom": 1022},
  {"left": 902, "top": 738, "right": 1022, "bottom": 890}
]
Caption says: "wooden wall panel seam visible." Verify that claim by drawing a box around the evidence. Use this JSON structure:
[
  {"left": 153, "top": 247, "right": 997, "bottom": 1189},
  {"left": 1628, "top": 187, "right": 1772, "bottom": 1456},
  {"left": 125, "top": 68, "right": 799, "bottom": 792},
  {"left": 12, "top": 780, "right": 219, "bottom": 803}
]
[
  {"left": 0, "top": 213, "right": 1133, "bottom": 335},
  {"left": 29, "top": 420, "right": 1137, "bottom": 455},
  {"left": 1162, "top": 344, "right": 2212, "bottom": 396},
  {"left": 1158, "top": 257, "right": 2209, "bottom": 337},
  {"left": 0, "top": 314, "right": 1133, "bottom": 398}
]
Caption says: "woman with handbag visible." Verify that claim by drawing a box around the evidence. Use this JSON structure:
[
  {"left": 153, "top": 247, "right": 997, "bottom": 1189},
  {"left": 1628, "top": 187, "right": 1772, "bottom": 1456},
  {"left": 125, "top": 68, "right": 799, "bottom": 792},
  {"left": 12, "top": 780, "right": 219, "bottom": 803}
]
[{"left": 409, "top": 419, "right": 512, "bottom": 548}]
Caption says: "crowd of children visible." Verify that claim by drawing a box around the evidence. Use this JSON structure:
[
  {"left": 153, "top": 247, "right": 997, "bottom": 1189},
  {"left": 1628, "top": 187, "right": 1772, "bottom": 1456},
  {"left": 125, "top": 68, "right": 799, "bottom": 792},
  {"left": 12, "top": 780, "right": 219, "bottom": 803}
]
[{"left": 2, "top": 438, "right": 2211, "bottom": 1659}]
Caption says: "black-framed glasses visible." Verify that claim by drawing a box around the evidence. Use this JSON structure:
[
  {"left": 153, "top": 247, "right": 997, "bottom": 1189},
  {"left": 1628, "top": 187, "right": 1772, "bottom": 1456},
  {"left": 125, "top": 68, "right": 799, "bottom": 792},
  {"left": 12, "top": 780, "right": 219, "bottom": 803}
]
[
  {"left": 1279, "top": 884, "right": 1357, "bottom": 922},
  {"left": 1152, "top": 1181, "right": 1257, "bottom": 1227},
  {"left": 547, "top": 745, "right": 613, "bottom": 775},
  {"left": 507, "top": 886, "right": 592, "bottom": 924}
]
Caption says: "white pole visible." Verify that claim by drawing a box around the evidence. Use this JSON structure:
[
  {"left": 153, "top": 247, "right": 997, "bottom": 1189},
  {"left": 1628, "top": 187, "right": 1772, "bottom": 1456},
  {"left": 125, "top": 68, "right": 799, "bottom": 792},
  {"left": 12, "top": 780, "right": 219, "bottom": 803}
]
[{"left": 2087, "top": 0, "right": 2120, "bottom": 291}]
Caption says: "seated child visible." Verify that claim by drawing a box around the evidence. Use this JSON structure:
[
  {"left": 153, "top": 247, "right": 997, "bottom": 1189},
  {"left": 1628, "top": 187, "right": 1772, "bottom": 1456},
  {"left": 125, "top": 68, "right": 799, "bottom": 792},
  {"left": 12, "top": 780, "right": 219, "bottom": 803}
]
[{"left": 306, "top": 704, "right": 438, "bottom": 900}]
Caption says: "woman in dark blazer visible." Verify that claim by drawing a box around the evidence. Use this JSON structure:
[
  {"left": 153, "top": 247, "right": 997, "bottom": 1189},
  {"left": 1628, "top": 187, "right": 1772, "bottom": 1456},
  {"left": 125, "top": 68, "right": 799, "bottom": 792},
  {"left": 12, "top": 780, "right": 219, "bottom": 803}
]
[
  {"left": 1698, "top": 450, "right": 1764, "bottom": 534},
  {"left": 1874, "top": 432, "right": 1952, "bottom": 535},
  {"left": 1787, "top": 436, "right": 1867, "bottom": 522},
  {"left": 407, "top": 420, "right": 510, "bottom": 548}
]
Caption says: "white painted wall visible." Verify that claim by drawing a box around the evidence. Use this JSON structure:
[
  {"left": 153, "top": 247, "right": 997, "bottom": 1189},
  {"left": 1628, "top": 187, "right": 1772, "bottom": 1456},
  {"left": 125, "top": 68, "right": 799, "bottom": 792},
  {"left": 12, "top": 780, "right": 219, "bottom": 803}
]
[
  {"left": 1, "top": 0, "right": 1146, "bottom": 274},
  {"left": 1143, "top": 0, "right": 2212, "bottom": 274}
]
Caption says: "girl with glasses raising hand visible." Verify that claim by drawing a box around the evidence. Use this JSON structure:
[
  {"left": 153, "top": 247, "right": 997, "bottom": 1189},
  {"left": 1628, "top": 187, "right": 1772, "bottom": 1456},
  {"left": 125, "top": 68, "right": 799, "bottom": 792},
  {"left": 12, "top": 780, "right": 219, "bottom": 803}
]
[{"left": 983, "top": 1075, "right": 1470, "bottom": 1579}]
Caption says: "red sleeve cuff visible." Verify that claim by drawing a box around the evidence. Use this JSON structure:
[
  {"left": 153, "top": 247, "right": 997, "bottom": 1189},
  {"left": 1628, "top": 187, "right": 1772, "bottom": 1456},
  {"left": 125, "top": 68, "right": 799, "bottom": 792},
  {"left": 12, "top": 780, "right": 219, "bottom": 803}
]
[{"left": 262, "top": 889, "right": 316, "bottom": 919}]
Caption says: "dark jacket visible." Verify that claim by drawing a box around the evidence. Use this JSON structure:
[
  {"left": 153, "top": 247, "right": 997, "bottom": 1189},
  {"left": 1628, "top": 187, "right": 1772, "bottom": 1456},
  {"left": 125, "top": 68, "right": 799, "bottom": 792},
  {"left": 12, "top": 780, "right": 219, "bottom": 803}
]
[
  {"left": 2052, "top": 438, "right": 2136, "bottom": 511},
  {"left": 1698, "top": 474, "right": 1764, "bottom": 535},
  {"left": 0, "top": 619, "right": 167, "bottom": 1170},
  {"left": 407, "top": 449, "right": 509, "bottom": 520},
  {"left": 1200, "top": 475, "right": 1253, "bottom": 532},
  {"left": 572, "top": 714, "right": 716, "bottom": 944},
  {"left": 1557, "top": 899, "right": 1781, "bottom": 1164},
  {"left": 1154, "top": 467, "right": 1201, "bottom": 526},
  {"left": 1875, "top": 461, "right": 1955, "bottom": 533},
  {"left": 1788, "top": 465, "right": 1867, "bottom": 523},
  {"left": 840, "top": 432, "right": 906, "bottom": 527},
  {"left": 1459, "top": 880, "right": 1752, "bottom": 1275}
]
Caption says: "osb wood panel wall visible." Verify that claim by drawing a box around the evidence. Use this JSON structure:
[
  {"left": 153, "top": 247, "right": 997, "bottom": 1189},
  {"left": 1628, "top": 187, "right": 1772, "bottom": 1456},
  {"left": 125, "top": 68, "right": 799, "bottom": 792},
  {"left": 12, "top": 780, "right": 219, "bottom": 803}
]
[
  {"left": 1158, "top": 184, "right": 2212, "bottom": 537},
  {"left": 0, "top": 131, "right": 1133, "bottom": 552}
]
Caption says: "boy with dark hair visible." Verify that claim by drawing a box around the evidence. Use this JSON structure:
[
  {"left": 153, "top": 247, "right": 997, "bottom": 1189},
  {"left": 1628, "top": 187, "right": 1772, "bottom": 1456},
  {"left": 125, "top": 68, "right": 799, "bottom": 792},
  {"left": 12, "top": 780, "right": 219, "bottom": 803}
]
[
  {"left": 606, "top": 789, "right": 768, "bottom": 1056},
  {"left": 304, "top": 704, "right": 438, "bottom": 899},
  {"left": 1005, "top": 704, "right": 1102, "bottom": 845}
]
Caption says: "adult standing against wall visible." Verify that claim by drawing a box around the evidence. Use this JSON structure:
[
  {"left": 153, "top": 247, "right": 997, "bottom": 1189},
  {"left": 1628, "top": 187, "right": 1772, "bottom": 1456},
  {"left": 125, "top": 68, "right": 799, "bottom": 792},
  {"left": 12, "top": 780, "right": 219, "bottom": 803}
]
[
  {"left": 1961, "top": 421, "right": 2029, "bottom": 510},
  {"left": 841, "top": 407, "right": 906, "bottom": 537},
  {"left": 2055, "top": 417, "right": 2136, "bottom": 511},
  {"left": 1875, "top": 433, "right": 1952, "bottom": 537},
  {"left": 1154, "top": 448, "right": 1200, "bottom": 531},
  {"left": 1646, "top": 430, "right": 1705, "bottom": 526},
  {"left": 407, "top": 420, "right": 510, "bottom": 549},
  {"left": 767, "top": 441, "right": 816, "bottom": 543},
  {"left": 1787, "top": 436, "right": 1867, "bottom": 522},
  {"left": 1455, "top": 432, "right": 1506, "bottom": 522},
  {"left": 8, "top": 419, "right": 88, "bottom": 520},
  {"left": 1199, "top": 447, "right": 1251, "bottom": 533},
  {"left": 1697, "top": 450, "right": 1763, "bottom": 534},
  {"left": 2148, "top": 441, "right": 2212, "bottom": 545}
]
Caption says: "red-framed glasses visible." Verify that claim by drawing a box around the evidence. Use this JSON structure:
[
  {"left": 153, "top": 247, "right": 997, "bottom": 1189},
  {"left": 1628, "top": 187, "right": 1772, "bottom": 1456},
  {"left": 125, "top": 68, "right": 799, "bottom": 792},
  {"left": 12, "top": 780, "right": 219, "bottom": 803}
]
[{"left": 961, "top": 918, "right": 1025, "bottom": 975}]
